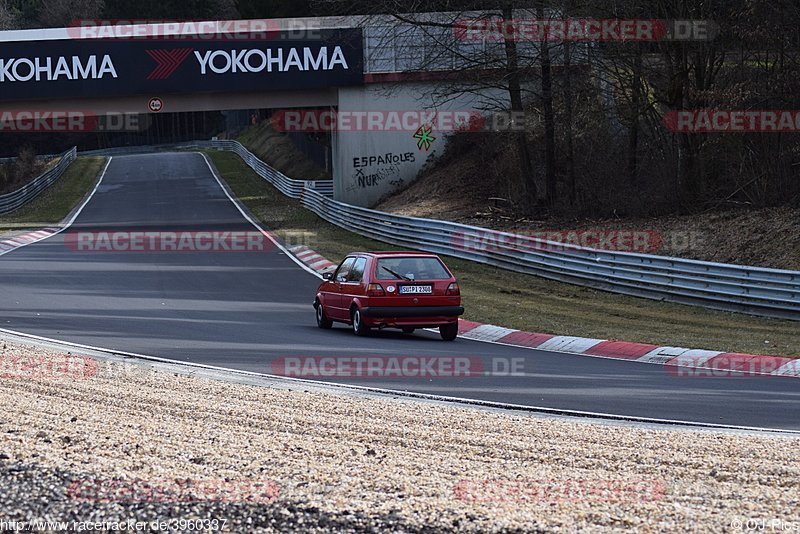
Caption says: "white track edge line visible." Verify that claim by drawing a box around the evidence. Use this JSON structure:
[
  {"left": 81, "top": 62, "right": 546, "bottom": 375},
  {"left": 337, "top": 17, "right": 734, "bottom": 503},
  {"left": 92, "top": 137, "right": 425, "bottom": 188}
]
[
  {"left": 0, "top": 156, "right": 112, "bottom": 257},
  {"left": 0, "top": 326, "right": 795, "bottom": 435},
  {"left": 198, "top": 152, "right": 323, "bottom": 280}
]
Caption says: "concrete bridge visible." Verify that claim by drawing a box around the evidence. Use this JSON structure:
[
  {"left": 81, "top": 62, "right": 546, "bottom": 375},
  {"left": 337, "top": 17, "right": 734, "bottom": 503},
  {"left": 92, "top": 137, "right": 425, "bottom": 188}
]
[{"left": 0, "top": 13, "right": 583, "bottom": 206}]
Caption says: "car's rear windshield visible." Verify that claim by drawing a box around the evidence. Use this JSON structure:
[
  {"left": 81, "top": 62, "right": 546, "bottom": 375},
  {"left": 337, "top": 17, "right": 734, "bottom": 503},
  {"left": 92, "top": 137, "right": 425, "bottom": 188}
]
[{"left": 376, "top": 257, "right": 451, "bottom": 280}]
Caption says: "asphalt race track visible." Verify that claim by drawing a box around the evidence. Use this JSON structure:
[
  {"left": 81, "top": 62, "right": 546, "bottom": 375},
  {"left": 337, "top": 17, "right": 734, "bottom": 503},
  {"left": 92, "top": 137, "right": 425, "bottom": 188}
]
[{"left": 0, "top": 152, "right": 797, "bottom": 430}]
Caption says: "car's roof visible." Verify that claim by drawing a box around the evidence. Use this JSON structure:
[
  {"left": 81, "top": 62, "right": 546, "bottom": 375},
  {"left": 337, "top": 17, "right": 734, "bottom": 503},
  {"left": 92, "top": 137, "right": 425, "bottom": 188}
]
[{"left": 348, "top": 251, "right": 440, "bottom": 258}]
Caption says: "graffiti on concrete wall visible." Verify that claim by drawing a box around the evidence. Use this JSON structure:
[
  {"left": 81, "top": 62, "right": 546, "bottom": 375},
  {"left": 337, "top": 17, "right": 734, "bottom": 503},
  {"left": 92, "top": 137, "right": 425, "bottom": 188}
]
[
  {"left": 346, "top": 166, "right": 400, "bottom": 193},
  {"left": 347, "top": 151, "right": 416, "bottom": 192},
  {"left": 353, "top": 152, "right": 415, "bottom": 168},
  {"left": 412, "top": 125, "right": 436, "bottom": 151}
]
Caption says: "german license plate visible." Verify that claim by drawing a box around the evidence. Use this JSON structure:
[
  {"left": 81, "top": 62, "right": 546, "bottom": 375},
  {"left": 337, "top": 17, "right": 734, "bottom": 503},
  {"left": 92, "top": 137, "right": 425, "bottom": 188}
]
[{"left": 400, "top": 285, "right": 432, "bottom": 294}]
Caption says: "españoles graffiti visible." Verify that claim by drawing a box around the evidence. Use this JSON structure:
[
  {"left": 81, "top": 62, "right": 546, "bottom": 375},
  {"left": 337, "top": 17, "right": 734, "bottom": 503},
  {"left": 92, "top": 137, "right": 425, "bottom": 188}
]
[{"left": 353, "top": 152, "right": 415, "bottom": 168}]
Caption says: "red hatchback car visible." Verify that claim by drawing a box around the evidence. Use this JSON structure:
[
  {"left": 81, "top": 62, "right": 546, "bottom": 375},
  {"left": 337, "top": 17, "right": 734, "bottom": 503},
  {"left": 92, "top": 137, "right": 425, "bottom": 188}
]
[{"left": 313, "top": 252, "right": 464, "bottom": 340}]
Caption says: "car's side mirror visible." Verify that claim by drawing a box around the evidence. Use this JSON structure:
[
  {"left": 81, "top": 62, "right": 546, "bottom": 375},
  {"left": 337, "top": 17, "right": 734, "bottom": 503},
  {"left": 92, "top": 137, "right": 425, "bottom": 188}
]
[{"left": 323, "top": 272, "right": 333, "bottom": 280}]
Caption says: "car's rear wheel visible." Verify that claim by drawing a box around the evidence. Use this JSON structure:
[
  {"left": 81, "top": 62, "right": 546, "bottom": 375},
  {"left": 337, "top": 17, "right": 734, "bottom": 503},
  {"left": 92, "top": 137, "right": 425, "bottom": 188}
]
[
  {"left": 315, "top": 301, "right": 332, "bottom": 329},
  {"left": 351, "top": 307, "right": 370, "bottom": 336},
  {"left": 439, "top": 323, "right": 458, "bottom": 341},
  {"left": 401, "top": 327, "right": 415, "bottom": 334}
]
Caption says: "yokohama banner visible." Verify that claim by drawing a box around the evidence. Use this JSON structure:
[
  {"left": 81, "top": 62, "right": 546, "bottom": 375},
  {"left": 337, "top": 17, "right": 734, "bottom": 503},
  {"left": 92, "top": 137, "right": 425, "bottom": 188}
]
[{"left": 0, "top": 28, "right": 363, "bottom": 100}]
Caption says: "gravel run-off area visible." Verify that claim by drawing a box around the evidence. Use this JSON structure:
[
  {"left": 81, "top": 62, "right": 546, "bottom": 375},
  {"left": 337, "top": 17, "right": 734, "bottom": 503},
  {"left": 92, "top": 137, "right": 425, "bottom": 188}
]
[{"left": 0, "top": 339, "right": 798, "bottom": 532}]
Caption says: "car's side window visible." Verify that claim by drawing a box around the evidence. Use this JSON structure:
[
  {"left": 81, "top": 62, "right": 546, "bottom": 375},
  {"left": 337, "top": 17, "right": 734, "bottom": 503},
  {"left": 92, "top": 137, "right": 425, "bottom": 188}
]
[
  {"left": 347, "top": 258, "right": 367, "bottom": 282},
  {"left": 335, "top": 257, "right": 355, "bottom": 282}
]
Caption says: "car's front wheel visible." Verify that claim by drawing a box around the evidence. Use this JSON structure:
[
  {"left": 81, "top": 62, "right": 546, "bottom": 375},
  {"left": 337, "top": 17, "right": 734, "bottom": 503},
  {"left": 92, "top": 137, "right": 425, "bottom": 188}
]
[
  {"left": 351, "top": 307, "right": 370, "bottom": 336},
  {"left": 439, "top": 323, "right": 458, "bottom": 341},
  {"left": 315, "top": 301, "right": 333, "bottom": 329}
]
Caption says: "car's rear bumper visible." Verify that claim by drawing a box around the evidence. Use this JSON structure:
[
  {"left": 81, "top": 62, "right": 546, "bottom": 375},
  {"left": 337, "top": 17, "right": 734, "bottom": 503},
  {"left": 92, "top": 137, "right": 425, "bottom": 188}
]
[{"left": 361, "top": 306, "right": 465, "bottom": 318}]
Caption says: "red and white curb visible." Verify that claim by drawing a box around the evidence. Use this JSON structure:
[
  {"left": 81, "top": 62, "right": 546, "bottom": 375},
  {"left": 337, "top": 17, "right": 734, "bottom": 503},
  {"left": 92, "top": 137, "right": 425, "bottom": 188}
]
[
  {"left": 0, "top": 159, "right": 111, "bottom": 259},
  {"left": 286, "top": 244, "right": 800, "bottom": 379},
  {"left": 456, "top": 320, "right": 800, "bottom": 378},
  {"left": 0, "top": 227, "right": 61, "bottom": 256},
  {"left": 287, "top": 244, "right": 337, "bottom": 273}
]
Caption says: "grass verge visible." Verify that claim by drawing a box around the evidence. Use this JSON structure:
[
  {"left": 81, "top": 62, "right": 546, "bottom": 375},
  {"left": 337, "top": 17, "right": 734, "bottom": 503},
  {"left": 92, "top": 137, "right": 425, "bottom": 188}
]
[
  {"left": 0, "top": 156, "right": 106, "bottom": 231},
  {"left": 208, "top": 149, "right": 800, "bottom": 357}
]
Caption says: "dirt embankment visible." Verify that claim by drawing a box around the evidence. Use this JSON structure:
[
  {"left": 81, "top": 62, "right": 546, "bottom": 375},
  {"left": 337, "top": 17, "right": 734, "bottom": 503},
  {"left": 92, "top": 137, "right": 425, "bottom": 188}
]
[
  {"left": 376, "top": 151, "right": 800, "bottom": 271},
  {"left": 235, "top": 121, "right": 330, "bottom": 181}
]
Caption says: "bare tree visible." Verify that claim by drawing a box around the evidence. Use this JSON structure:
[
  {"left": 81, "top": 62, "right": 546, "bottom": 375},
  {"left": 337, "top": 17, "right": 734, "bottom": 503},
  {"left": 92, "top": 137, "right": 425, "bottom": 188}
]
[
  {"left": 37, "top": 0, "right": 105, "bottom": 28},
  {"left": 316, "top": 0, "right": 800, "bottom": 215},
  {"left": 314, "top": 1, "right": 563, "bottom": 211},
  {"left": 0, "top": 0, "right": 17, "bottom": 30}
]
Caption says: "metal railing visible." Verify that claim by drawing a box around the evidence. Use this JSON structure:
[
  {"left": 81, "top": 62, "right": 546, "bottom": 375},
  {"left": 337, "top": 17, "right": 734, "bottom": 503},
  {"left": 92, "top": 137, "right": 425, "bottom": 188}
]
[
  {"left": 204, "top": 140, "right": 335, "bottom": 197},
  {"left": 0, "top": 147, "right": 77, "bottom": 214},
  {"left": 79, "top": 143, "right": 219, "bottom": 158},
  {"left": 202, "top": 140, "right": 800, "bottom": 321}
]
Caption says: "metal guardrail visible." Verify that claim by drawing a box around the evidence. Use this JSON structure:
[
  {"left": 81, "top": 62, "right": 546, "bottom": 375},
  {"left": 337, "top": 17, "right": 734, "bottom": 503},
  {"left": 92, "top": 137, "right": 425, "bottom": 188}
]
[
  {"left": 203, "top": 140, "right": 800, "bottom": 321},
  {"left": 82, "top": 140, "right": 800, "bottom": 320},
  {"left": 301, "top": 190, "right": 800, "bottom": 320},
  {"left": 0, "top": 147, "right": 77, "bottom": 214},
  {"left": 79, "top": 143, "right": 217, "bottom": 157},
  {"left": 205, "top": 140, "right": 334, "bottom": 197}
]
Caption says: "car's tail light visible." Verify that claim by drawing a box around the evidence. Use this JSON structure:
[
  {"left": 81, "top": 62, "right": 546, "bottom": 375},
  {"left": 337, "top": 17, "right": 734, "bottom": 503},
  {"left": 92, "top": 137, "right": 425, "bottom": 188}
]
[
  {"left": 367, "top": 283, "right": 385, "bottom": 297},
  {"left": 446, "top": 282, "right": 460, "bottom": 296}
]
